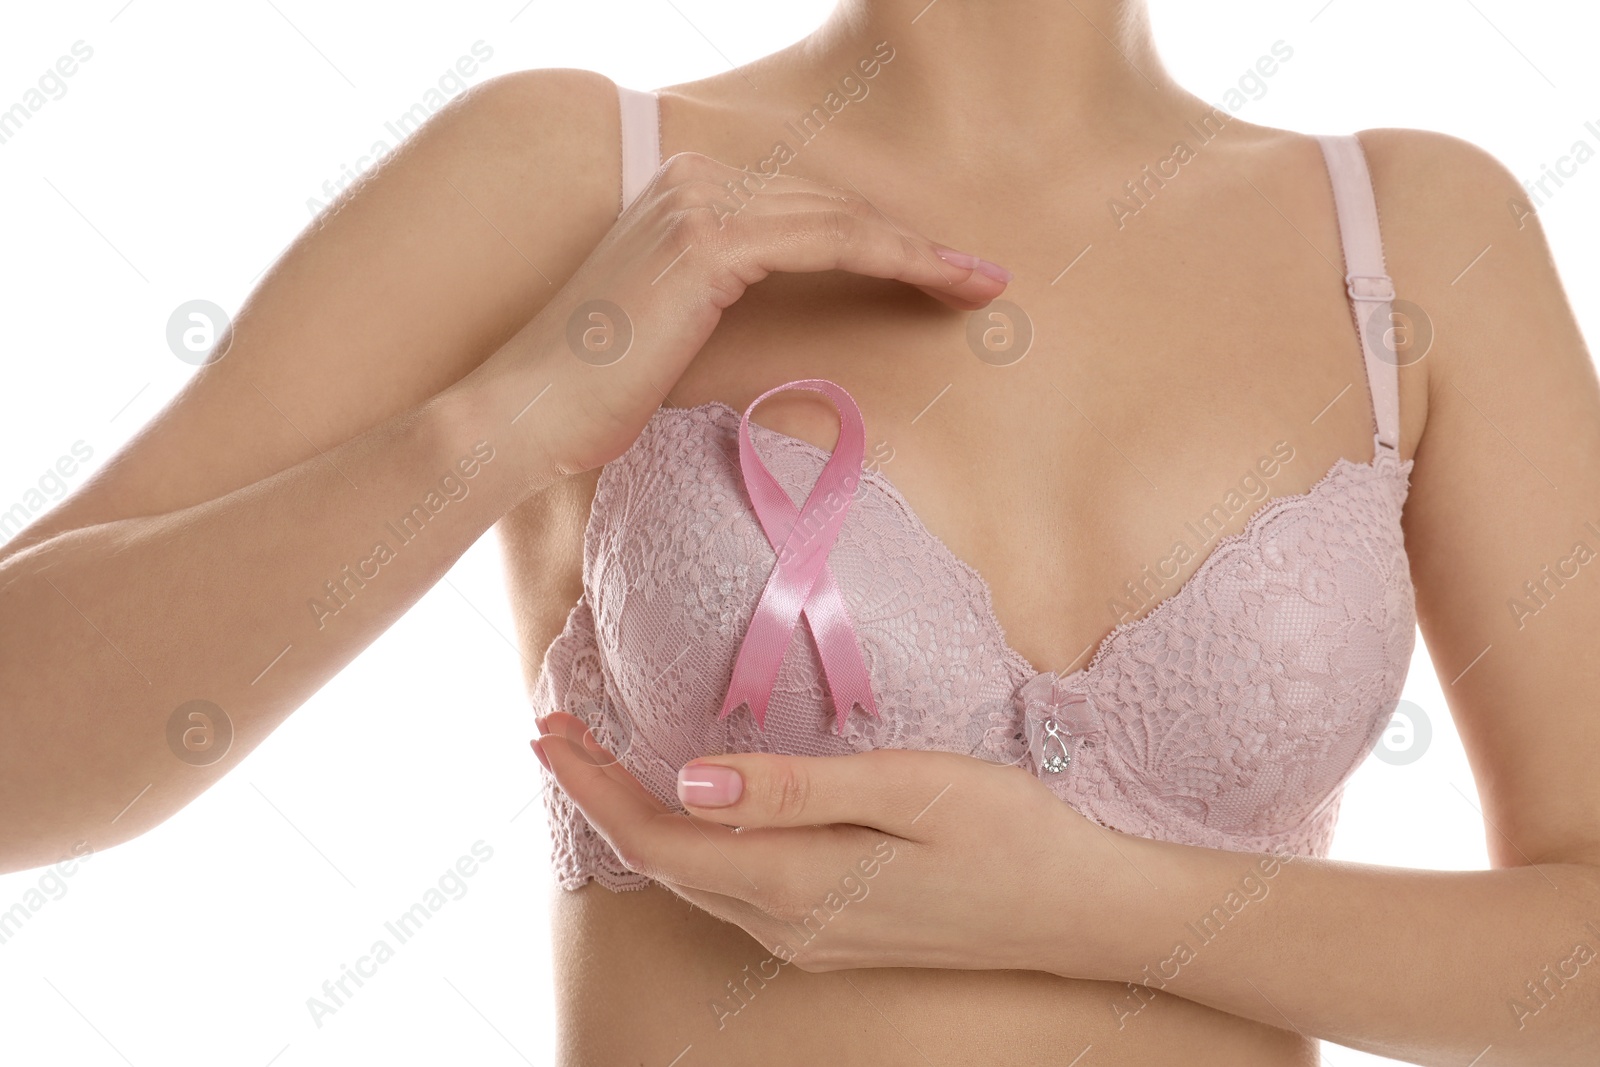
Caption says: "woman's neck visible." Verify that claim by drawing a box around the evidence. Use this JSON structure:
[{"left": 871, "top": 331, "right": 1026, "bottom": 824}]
[{"left": 797, "top": 0, "right": 1196, "bottom": 145}]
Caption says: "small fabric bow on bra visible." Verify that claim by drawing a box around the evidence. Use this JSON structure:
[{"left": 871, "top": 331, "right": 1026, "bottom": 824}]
[
  {"left": 718, "top": 379, "right": 879, "bottom": 734},
  {"left": 1014, "top": 672, "right": 1102, "bottom": 775}
]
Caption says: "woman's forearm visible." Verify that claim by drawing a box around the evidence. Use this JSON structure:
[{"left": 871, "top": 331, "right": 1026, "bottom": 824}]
[
  {"left": 0, "top": 365, "right": 554, "bottom": 874},
  {"left": 1071, "top": 833, "right": 1600, "bottom": 1065}
]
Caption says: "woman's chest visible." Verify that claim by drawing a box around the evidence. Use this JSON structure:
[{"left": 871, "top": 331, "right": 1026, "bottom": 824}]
[
  {"left": 528, "top": 158, "right": 1420, "bottom": 862},
  {"left": 653, "top": 247, "right": 1380, "bottom": 674},
  {"left": 575, "top": 386, "right": 1414, "bottom": 853}
]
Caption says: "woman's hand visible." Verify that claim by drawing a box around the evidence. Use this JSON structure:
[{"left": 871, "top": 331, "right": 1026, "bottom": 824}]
[
  {"left": 532, "top": 710, "right": 1148, "bottom": 978},
  {"left": 467, "top": 151, "right": 1012, "bottom": 484}
]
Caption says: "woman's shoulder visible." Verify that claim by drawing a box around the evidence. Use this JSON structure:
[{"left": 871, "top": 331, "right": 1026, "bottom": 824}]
[
  {"left": 1346, "top": 126, "right": 1559, "bottom": 459},
  {"left": 1225, "top": 120, "right": 1522, "bottom": 205},
  {"left": 1347, "top": 126, "right": 1538, "bottom": 344},
  {"left": 459, "top": 66, "right": 636, "bottom": 204},
  {"left": 1218, "top": 120, "right": 1533, "bottom": 460},
  {"left": 1351, "top": 126, "right": 1527, "bottom": 229}
]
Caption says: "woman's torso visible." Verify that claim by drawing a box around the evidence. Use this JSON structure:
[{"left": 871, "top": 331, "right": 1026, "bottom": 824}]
[{"left": 499, "top": 66, "right": 1427, "bottom": 1066}]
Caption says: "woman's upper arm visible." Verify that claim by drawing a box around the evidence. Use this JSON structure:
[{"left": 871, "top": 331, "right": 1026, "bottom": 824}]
[
  {"left": 1365, "top": 127, "right": 1600, "bottom": 867},
  {"left": 0, "top": 66, "right": 622, "bottom": 564}
]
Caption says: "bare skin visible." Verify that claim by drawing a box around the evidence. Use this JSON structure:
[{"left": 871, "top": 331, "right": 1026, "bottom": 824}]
[
  {"left": 525, "top": 24, "right": 1599, "bottom": 1066},
  {"left": 3, "top": 0, "right": 1597, "bottom": 1064}
]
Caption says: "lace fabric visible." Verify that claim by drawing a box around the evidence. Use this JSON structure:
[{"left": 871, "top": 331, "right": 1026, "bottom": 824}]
[{"left": 533, "top": 403, "right": 1416, "bottom": 891}]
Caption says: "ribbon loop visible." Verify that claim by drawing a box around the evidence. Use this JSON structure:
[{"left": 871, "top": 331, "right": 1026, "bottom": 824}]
[{"left": 718, "top": 379, "right": 879, "bottom": 733}]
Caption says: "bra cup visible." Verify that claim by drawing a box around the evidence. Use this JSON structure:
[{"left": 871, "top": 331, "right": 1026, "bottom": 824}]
[{"left": 542, "top": 404, "right": 1415, "bottom": 889}]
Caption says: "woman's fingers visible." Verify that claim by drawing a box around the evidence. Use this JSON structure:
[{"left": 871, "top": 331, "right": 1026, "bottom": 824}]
[
  {"left": 674, "top": 748, "right": 987, "bottom": 839},
  {"left": 653, "top": 163, "right": 1011, "bottom": 311},
  {"left": 739, "top": 203, "right": 1008, "bottom": 309},
  {"left": 535, "top": 710, "right": 662, "bottom": 808},
  {"left": 534, "top": 712, "right": 880, "bottom": 908},
  {"left": 533, "top": 725, "right": 767, "bottom": 901},
  {"left": 507, "top": 147, "right": 1013, "bottom": 479},
  {"left": 689, "top": 176, "right": 1012, "bottom": 308}
]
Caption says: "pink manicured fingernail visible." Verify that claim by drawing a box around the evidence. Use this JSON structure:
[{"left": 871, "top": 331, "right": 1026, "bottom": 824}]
[
  {"left": 934, "top": 246, "right": 980, "bottom": 269},
  {"left": 678, "top": 763, "right": 743, "bottom": 807},
  {"left": 975, "top": 259, "right": 1013, "bottom": 283},
  {"left": 530, "top": 739, "right": 551, "bottom": 772}
]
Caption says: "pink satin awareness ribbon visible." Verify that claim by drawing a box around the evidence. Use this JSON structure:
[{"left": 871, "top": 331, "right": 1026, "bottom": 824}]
[{"left": 718, "top": 379, "right": 879, "bottom": 733}]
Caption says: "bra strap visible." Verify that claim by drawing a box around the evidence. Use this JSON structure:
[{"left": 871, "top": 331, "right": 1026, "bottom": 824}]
[
  {"left": 616, "top": 84, "right": 661, "bottom": 217},
  {"left": 1316, "top": 133, "right": 1400, "bottom": 454}
]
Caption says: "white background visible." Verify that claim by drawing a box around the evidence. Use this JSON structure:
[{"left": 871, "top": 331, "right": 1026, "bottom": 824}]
[{"left": 0, "top": 1, "right": 1595, "bottom": 1064}]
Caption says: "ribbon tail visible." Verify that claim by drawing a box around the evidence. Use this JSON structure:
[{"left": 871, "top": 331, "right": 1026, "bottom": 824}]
[
  {"left": 719, "top": 683, "right": 770, "bottom": 729},
  {"left": 717, "top": 626, "right": 784, "bottom": 730},
  {"left": 718, "top": 541, "right": 823, "bottom": 728},
  {"left": 803, "top": 564, "right": 878, "bottom": 733},
  {"left": 721, "top": 642, "right": 784, "bottom": 727}
]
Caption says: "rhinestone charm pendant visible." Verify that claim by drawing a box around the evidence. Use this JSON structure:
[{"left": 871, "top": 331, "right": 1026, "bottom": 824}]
[
  {"left": 1039, "top": 718, "right": 1074, "bottom": 774},
  {"left": 1014, "top": 673, "right": 1101, "bottom": 779}
]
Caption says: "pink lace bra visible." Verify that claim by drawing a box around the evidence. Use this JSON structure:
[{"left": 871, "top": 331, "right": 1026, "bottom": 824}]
[{"left": 531, "top": 84, "right": 1416, "bottom": 891}]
